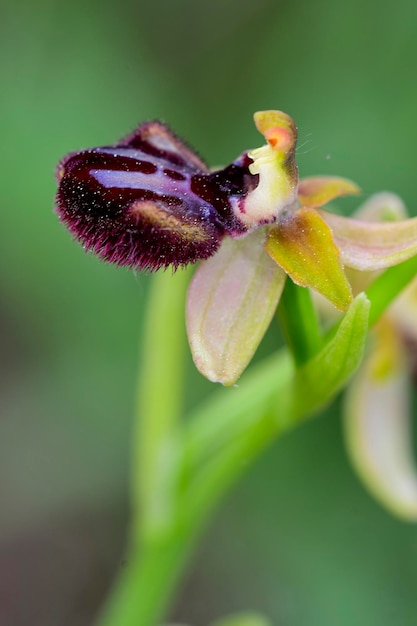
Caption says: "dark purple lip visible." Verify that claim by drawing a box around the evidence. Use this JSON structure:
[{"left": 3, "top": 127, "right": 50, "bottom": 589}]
[{"left": 55, "top": 120, "right": 258, "bottom": 271}]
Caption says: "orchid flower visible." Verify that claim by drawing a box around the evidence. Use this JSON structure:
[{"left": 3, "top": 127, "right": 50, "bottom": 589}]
[
  {"left": 186, "top": 113, "right": 417, "bottom": 385},
  {"left": 340, "top": 193, "right": 417, "bottom": 521},
  {"left": 55, "top": 110, "right": 417, "bottom": 387}
]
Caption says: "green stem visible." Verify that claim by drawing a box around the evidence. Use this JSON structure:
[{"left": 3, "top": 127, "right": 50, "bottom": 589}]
[
  {"left": 96, "top": 526, "right": 196, "bottom": 626},
  {"left": 182, "top": 351, "right": 293, "bottom": 473},
  {"left": 97, "top": 268, "right": 191, "bottom": 626},
  {"left": 97, "top": 355, "right": 290, "bottom": 626},
  {"left": 132, "top": 267, "right": 191, "bottom": 540},
  {"left": 277, "top": 279, "right": 322, "bottom": 366}
]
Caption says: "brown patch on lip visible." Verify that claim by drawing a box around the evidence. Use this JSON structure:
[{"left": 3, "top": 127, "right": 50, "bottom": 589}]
[{"left": 129, "top": 200, "right": 210, "bottom": 242}]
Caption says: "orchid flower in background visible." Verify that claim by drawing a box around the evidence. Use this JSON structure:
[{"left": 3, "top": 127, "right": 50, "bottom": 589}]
[{"left": 338, "top": 193, "right": 417, "bottom": 521}]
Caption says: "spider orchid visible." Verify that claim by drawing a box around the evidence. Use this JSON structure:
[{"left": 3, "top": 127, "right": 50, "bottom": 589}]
[{"left": 55, "top": 110, "right": 417, "bottom": 386}]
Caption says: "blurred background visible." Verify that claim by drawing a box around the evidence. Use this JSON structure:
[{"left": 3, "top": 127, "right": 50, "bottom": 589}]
[{"left": 2, "top": 0, "right": 417, "bottom": 624}]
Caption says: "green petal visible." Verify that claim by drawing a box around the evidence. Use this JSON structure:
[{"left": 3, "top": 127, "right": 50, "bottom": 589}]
[
  {"left": 292, "top": 293, "right": 370, "bottom": 419},
  {"left": 298, "top": 176, "right": 360, "bottom": 208},
  {"left": 186, "top": 229, "right": 286, "bottom": 386},
  {"left": 265, "top": 207, "right": 352, "bottom": 311},
  {"left": 344, "top": 319, "right": 417, "bottom": 521},
  {"left": 319, "top": 209, "right": 417, "bottom": 271}
]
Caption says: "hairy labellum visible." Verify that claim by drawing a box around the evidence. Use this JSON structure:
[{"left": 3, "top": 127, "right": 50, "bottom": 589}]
[{"left": 55, "top": 121, "right": 258, "bottom": 271}]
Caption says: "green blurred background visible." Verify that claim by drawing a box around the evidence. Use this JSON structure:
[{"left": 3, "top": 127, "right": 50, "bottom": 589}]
[{"left": 2, "top": 0, "right": 417, "bottom": 624}]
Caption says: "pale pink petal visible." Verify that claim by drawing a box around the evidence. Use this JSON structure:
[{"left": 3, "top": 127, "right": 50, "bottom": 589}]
[
  {"left": 319, "top": 209, "right": 417, "bottom": 271},
  {"left": 186, "top": 229, "right": 286, "bottom": 386},
  {"left": 344, "top": 192, "right": 409, "bottom": 292}
]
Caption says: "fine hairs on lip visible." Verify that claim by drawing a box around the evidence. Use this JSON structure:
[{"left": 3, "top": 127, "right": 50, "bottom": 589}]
[{"left": 55, "top": 120, "right": 258, "bottom": 271}]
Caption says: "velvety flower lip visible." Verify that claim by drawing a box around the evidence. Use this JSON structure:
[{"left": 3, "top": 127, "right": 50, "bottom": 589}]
[{"left": 55, "top": 121, "right": 258, "bottom": 271}]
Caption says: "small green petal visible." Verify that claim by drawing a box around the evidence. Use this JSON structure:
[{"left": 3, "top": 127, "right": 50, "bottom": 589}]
[
  {"left": 186, "top": 229, "right": 286, "bottom": 386},
  {"left": 344, "top": 319, "right": 417, "bottom": 521},
  {"left": 293, "top": 293, "right": 370, "bottom": 419},
  {"left": 298, "top": 176, "right": 360, "bottom": 208},
  {"left": 319, "top": 209, "right": 417, "bottom": 271},
  {"left": 265, "top": 207, "right": 352, "bottom": 311}
]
